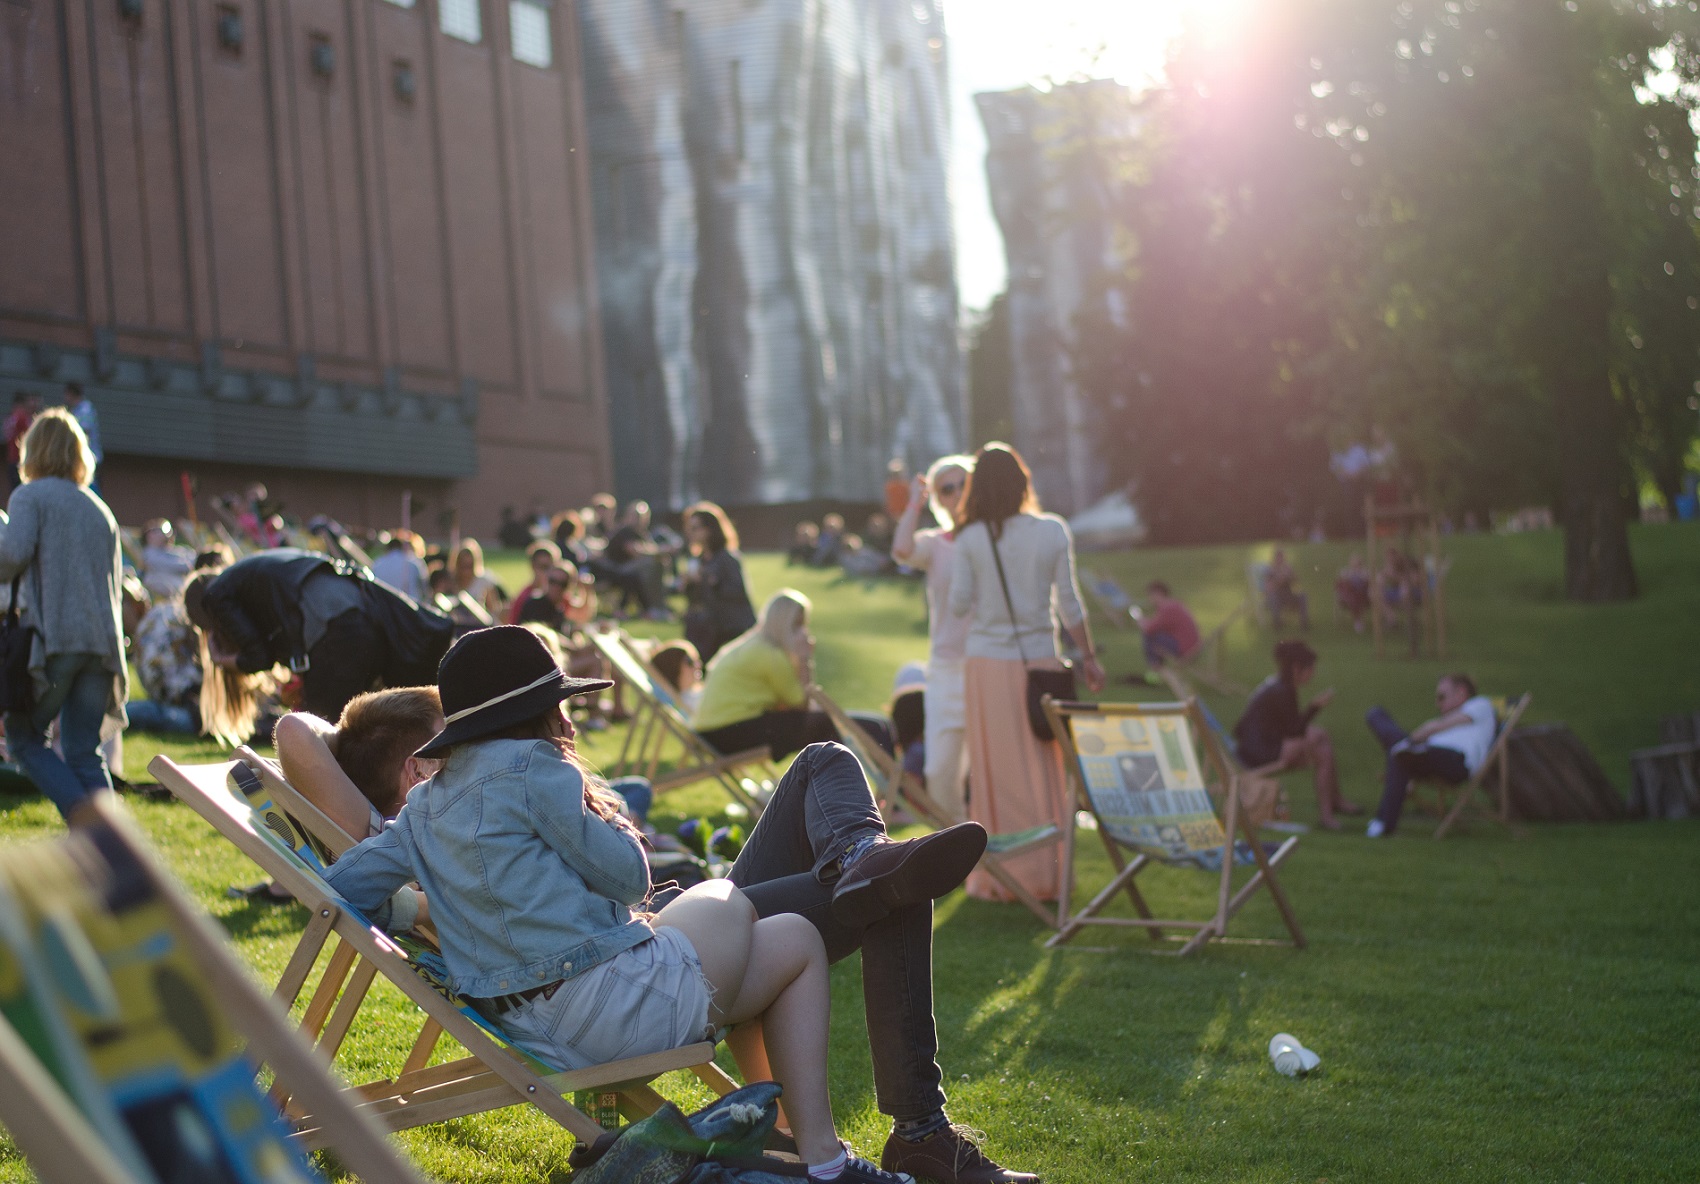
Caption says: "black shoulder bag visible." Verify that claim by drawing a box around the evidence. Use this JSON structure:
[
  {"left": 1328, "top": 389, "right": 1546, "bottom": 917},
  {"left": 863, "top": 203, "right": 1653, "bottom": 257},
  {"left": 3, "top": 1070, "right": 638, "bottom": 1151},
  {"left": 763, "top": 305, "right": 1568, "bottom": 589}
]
[
  {"left": 0, "top": 575, "right": 36, "bottom": 714},
  {"left": 987, "top": 527, "right": 1075, "bottom": 742}
]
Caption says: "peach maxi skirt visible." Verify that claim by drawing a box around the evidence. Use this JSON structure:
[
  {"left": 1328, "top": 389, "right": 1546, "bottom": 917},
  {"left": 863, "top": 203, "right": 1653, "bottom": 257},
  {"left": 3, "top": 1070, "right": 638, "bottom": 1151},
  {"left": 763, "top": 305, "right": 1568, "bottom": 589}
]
[{"left": 963, "top": 655, "right": 1070, "bottom": 903}]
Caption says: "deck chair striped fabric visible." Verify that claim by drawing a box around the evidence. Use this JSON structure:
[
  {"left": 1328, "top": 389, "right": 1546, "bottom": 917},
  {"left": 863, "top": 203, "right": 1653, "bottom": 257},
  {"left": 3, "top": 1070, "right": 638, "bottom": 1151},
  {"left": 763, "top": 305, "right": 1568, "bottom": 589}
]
[
  {"left": 148, "top": 754, "right": 738, "bottom": 1148},
  {"left": 589, "top": 629, "right": 773, "bottom": 812},
  {"left": 1040, "top": 697, "right": 1307, "bottom": 956},
  {"left": 0, "top": 797, "right": 425, "bottom": 1183}
]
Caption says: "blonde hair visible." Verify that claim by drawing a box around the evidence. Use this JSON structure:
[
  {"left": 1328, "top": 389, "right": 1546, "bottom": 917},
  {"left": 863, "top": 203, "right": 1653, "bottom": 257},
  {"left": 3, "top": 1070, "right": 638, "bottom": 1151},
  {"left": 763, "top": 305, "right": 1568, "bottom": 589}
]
[
  {"left": 925, "top": 454, "right": 975, "bottom": 527},
  {"left": 19, "top": 407, "right": 94, "bottom": 486},
  {"left": 198, "top": 633, "right": 279, "bottom": 746},
  {"left": 707, "top": 588, "right": 812, "bottom": 674}
]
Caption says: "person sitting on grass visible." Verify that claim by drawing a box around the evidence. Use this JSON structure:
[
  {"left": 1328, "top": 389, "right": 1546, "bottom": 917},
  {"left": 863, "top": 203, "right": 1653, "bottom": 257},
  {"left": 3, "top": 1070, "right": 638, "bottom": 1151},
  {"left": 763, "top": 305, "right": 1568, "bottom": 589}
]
[
  {"left": 1233, "top": 640, "right": 1361, "bottom": 830},
  {"left": 1263, "top": 547, "right": 1309, "bottom": 630},
  {"left": 1364, "top": 672, "right": 1496, "bottom": 838},
  {"left": 320, "top": 626, "right": 998, "bottom": 1184},
  {"left": 650, "top": 639, "right": 706, "bottom": 717},
  {"left": 1336, "top": 553, "right": 1371, "bottom": 634},
  {"left": 1131, "top": 580, "right": 1200, "bottom": 672}
]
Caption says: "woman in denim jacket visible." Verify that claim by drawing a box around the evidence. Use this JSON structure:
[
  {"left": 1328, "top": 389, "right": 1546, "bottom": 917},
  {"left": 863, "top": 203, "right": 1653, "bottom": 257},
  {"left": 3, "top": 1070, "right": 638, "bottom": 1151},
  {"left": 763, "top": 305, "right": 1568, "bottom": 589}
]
[{"left": 324, "top": 626, "right": 914, "bottom": 1184}]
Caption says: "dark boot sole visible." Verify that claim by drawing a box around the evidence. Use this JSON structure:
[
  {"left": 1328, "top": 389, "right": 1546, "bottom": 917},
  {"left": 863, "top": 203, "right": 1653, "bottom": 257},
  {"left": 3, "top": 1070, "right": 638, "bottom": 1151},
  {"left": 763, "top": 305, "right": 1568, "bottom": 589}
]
[{"left": 831, "top": 823, "right": 987, "bottom": 929}]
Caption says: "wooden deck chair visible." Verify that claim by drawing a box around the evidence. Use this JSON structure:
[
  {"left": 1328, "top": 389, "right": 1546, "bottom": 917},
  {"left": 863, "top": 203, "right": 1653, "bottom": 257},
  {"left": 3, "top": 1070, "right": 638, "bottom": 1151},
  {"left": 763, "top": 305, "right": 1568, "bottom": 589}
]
[
  {"left": 1041, "top": 697, "right": 1306, "bottom": 955},
  {"left": 1167, "top": 597, "right": 1250, "bottom": 694},
  {"left": 590, "top": 628, "right": 771, "bottom": 811},
  {"left": 0, "top": 796, "right": 426, "bottom": 1183},
  {"left": 1082, "top": 570, "right": 1134, "bottom": 629},
  {"left": 1427, "top": 693, "right": 1531, "bottom": 840},
  {"left": 805, "top": 685, "right": 1068, "bottom": 927},
  {"left": 148, "top": 754, "right": 738, "bottom": 1148}
]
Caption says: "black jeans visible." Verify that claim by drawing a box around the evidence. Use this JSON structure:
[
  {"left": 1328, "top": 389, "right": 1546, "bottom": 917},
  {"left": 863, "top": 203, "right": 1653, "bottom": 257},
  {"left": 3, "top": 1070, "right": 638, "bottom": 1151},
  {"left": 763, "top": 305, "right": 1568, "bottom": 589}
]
[
  {"left": 700, "top": 710, "right": 893, "bottom": 763},
  {"left": 1366, "top": 706, "right": 1469, "bottom": 834},
  {"left": 729, "top": 743, "right": 945, "bottom": 1123},
  {"left": 300, "top": 610, "right": 441, "bottom": 721}
]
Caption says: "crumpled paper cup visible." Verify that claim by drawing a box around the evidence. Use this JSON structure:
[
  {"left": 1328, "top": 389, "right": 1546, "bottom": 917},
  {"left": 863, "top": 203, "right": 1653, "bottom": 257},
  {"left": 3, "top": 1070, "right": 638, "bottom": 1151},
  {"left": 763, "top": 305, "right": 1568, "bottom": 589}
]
[{"left": 1269, "top": 1032, "right": 1321, "bottom": 1077}]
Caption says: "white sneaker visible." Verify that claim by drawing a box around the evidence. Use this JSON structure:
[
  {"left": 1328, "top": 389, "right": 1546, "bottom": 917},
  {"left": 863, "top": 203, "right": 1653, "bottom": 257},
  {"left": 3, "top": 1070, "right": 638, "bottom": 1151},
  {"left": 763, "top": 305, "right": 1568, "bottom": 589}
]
[{"left": 1365, "top": 819, "right": 1386, "bottom": 838}]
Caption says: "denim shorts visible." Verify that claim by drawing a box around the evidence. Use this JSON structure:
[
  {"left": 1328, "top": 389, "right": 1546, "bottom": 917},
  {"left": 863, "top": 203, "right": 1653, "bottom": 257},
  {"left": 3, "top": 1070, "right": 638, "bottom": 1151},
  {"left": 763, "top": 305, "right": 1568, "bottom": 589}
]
[{"left": 493, "top": 927, "right": 715, "bottom": 1071}]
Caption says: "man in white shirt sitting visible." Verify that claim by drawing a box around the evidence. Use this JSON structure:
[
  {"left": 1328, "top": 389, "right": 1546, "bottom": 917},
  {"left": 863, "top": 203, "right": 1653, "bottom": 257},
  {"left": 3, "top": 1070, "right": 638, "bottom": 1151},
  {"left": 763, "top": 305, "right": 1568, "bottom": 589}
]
[{"left": 1364, "top": 673, "right": 1496, "bottom": 837}]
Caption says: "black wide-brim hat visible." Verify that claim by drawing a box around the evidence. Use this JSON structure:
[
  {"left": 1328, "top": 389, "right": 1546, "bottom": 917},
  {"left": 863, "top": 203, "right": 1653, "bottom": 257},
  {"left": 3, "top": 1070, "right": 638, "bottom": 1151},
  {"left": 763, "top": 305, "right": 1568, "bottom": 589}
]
[{"left": 415, "top": 625, "right": 613, "bottom": 758}]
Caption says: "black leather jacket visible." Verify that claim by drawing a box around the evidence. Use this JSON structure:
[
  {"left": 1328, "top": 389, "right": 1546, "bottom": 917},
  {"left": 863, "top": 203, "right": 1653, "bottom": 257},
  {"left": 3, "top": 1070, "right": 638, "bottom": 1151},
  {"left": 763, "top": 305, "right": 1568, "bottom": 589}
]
[{"left": 201, "top": 549, "right": 451, "bottom": 675}]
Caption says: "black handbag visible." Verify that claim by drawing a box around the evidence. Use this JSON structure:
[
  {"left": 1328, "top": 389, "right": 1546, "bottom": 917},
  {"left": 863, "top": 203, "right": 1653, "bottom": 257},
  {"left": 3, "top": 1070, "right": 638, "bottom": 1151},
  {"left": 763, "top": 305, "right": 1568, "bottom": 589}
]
[
  {"left": 0, "top": 574, "right": 35, "bottom": 715},
  {"left": 987, "top": 529, "right": 1076, "bottom": 742}
]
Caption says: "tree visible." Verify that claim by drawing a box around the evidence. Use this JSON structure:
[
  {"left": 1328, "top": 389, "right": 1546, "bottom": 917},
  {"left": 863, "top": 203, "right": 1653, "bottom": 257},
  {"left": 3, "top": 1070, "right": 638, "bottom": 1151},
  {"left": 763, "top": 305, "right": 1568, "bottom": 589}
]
[{"left": 1090, "top": 0, "right": 1700, "bottom": 597}]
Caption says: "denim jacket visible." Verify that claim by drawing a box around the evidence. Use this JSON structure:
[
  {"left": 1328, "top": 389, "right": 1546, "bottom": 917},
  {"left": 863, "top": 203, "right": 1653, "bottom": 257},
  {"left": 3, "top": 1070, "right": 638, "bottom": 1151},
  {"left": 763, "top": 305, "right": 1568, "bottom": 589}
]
[{"left": 322, "top": 738, "right": 655, "bottom": 998}]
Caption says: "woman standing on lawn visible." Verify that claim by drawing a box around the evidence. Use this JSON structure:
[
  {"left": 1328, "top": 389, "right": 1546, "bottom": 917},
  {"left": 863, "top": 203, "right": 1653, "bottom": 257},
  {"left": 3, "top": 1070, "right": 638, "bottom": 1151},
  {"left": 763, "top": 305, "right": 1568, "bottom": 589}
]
[
  {"left": 891, "top": 454, "right": 975, "bottom": 824},
  {"left": 0, "top": 409, "right": 127, "bottom": 826},
  {"left": 948, "top": 442, "right": 1104, "bottom": 903}
]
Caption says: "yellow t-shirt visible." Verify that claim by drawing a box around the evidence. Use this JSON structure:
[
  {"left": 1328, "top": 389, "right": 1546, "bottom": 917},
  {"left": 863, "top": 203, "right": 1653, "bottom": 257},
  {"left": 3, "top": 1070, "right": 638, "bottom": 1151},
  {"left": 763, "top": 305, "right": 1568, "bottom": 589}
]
[{"left": 692, "top": 640, "right": 805, "bottom": 732}]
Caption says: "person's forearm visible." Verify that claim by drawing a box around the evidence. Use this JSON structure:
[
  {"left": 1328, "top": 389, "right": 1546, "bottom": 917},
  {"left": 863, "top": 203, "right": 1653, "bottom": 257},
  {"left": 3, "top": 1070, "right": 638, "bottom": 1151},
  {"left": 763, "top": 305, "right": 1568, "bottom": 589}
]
[
  {"left": 892, "top": 499, "right": 925, "bottom": 561},
  {"left": 1065, "top": 620, "right": 1096, "bottom": 663}
]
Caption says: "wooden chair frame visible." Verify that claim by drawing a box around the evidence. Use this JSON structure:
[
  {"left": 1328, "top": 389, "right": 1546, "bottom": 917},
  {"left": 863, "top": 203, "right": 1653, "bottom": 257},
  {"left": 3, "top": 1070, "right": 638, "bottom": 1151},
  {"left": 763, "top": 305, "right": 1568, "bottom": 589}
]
[
  {"left": 1365, "top": 494, "right": 1450, "bottom": 660},
  {"left": 148, "top": 754, "right": 737, "bottom": 1149},
  {"left": 1041, "top": 697, "right": 1306, "bottom": 956},
  {"left": 1168, "top": 596, "right": 1250, "bottom": 695},
  {"left": 805, "top": 686, "right": 1068, "bottom": 928},
  {"left": 0, "top": 798, "right": 427, "bottom": 1183},
  {"left": 590, "top": 629, "right": 772, "bottom": 812},
  {"left": 1426, "top": 693, "right": 1531, "bottom": 840}
]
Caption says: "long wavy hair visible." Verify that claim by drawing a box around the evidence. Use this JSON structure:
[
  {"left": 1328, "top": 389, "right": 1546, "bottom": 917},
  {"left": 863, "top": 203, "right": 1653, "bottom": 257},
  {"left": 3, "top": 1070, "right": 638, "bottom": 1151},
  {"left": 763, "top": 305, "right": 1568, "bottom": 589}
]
[
  {"left": 956, "top": 442, "right": 1040, "bottom": 540},
  {"left": 471, "top": 705, "right": 639, "bottom": 839},
  {"left": 183, "top": 570, "right": 276, "bottom": 746},
  {"left": 706, "top": 589, "right": 810, "bottom": 676}
]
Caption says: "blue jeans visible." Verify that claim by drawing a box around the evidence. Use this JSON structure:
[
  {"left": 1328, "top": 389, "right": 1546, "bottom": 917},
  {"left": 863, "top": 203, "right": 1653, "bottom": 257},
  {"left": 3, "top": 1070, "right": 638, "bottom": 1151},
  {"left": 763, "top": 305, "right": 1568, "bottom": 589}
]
[
  {"left": 1143, "top": 631, "right": 1183, "bottom": 668},
  {"left": 729, "top": 742, "right": 946, "bottom": 1123},
  {"left": 125, "top": 699, "right": 198, "bottom": 735},
  {"left": 1365, "top": 706, "right": 1468, "bottom": 834},
  {"left": 7, "top": 653, "right": 114, "bottom": 819}
]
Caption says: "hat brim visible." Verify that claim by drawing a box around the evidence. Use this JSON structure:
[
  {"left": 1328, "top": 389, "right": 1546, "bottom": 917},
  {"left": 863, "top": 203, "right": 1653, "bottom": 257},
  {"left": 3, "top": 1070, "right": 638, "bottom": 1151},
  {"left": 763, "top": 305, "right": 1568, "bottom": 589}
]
[{"left": 414, "top": 674, "right": 613, "bottom": 758}]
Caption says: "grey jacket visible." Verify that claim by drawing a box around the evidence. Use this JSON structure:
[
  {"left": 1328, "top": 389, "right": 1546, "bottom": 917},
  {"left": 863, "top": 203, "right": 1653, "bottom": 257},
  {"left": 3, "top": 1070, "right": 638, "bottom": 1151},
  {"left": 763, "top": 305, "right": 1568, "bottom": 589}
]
[
  {"left": 0, "top": 479, "right": 127, "bottom": 724},
  {"left": 323, "top": 738, "right": 655, "bottom": 998}
]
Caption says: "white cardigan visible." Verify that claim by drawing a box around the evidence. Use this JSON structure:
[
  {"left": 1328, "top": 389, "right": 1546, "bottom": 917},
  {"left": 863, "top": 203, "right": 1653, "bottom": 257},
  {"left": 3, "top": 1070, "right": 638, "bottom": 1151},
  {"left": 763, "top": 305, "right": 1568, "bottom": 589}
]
[{"left": 947, "top": 513, "right": 1085, "bottom": 662}]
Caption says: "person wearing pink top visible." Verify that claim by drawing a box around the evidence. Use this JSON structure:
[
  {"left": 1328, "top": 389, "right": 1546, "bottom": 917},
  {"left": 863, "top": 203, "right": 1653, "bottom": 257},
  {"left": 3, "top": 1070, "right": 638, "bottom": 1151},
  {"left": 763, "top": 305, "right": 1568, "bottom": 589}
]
[
  {"left": 891, "top": 455, "right": 974, "bottom": 824},
  {"left": 1132, "top": 581, "right": 1200, "bottom": 670}
]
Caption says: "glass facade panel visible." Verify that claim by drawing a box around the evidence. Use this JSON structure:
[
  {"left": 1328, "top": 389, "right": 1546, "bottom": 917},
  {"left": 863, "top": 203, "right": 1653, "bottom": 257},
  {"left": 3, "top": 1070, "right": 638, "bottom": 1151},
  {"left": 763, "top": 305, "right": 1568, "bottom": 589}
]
[
  {"left": 510, "top": 1, "right": 552, "bottom": 68},
  {"left": 440, "top": 0, "right": 482, "bottom": 43}
]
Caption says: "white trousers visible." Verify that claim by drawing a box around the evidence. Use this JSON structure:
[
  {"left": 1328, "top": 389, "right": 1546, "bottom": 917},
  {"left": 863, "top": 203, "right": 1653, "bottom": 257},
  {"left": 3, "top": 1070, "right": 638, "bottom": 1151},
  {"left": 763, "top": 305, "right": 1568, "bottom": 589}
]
[{"left": 923, "top": 657, "right": 967, "bottom": 824}]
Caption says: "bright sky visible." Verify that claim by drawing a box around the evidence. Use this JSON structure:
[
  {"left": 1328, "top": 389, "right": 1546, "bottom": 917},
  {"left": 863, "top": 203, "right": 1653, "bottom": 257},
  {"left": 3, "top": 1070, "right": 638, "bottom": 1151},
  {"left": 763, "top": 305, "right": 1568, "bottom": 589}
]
[{"left": 944, "top": 0, "right": 1191, "bottom": 312}]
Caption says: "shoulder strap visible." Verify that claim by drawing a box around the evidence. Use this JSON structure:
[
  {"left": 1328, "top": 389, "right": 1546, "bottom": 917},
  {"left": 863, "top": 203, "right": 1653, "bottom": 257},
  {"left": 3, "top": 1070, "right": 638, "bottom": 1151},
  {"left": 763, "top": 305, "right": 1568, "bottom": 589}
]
[{"left": 986, "top": 525, "right": 1032, "bottom": 668}]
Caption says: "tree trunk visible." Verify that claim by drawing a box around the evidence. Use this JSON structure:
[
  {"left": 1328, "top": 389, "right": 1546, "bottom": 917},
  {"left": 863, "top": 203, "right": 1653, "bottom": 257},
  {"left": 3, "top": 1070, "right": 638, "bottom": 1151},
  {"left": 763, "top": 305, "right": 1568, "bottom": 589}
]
[{"left": 1562, "top": 491, "right": 1638, "bottom": 601}]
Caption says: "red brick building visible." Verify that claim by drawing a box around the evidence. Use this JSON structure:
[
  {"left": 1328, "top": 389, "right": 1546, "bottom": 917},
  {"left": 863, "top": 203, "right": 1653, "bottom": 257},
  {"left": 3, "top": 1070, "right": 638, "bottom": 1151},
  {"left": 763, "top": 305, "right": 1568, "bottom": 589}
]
[{"left": 0, "top": 0, "right": 611, "bottom": 536}]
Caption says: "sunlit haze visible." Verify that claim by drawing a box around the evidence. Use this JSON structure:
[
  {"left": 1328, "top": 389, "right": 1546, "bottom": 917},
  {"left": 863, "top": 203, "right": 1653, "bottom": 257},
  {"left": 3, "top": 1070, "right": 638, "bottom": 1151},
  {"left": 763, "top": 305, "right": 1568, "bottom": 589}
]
[{"left": 947, "top": 0, "right": 1241, "bottom": 312}]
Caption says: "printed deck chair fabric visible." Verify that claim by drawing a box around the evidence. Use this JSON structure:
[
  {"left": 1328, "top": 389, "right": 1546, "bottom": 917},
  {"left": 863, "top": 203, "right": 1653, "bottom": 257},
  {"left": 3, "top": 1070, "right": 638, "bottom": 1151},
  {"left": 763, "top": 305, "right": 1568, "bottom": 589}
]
[
  {"left": 589, "top": 628, "right": 771, "bottom": 812},
  {"left": 1041, "top": 698, "right": 1306, "bottom": 956},
  {"left": 807, "top": 685, "right": 1069, "bottom": 928},
  {"left": 149, "top": 754, "right": 736, "bottom": 1148},
  {"left": 0, "top": 798, "right": 424, "bottom": 1184},
  {"left": 1427, "top": 693, "right": 1532, "bottom": 840}
]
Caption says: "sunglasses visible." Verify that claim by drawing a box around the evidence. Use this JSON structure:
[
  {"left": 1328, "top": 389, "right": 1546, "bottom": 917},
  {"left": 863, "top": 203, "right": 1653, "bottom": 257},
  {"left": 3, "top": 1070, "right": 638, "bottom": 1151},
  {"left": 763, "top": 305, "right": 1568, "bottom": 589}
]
[{"left": 935, "top": 481, "right": 964, "bottom": 496}]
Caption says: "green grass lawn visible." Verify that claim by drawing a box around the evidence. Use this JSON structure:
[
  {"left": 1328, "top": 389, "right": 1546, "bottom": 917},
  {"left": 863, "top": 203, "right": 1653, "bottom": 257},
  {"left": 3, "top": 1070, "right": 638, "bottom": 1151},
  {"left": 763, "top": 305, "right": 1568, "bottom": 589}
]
[{"left": 2, "top": 525, "right": 1698, "bottom": 1181}]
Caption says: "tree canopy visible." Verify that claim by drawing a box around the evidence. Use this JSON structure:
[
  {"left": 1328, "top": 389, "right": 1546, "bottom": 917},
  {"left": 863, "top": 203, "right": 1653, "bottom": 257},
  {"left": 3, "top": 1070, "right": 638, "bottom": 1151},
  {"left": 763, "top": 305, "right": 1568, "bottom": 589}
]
[{"left": 1079, "top": 0, "right": 1700, "bottom": 598}]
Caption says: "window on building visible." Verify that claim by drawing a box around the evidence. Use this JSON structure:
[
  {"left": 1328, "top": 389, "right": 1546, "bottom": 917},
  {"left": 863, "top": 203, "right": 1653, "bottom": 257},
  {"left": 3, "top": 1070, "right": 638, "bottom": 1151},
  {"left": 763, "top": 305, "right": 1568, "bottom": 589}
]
[
  {"left": 729, "top": 60, "right": 745, "bottom": 161},
  {"left": 379, "top": 0, "right": 416, "bottom": 8},
  {"left": 440, "top": 0, "right": 482, "bottom": 43},
  {"left": 510, "top": 0, "right": 551, "bottom": 68}
]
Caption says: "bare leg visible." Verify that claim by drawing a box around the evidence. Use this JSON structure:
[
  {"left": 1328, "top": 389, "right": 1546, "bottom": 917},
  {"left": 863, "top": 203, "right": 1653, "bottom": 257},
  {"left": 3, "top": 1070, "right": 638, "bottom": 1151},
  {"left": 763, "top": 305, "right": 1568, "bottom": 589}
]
[
  {"left": 1276, "top": 737, "right": 1338, "bottom": 829},
  {"left": 656, "top": 881, "right": 839, "bottom": 1165}
]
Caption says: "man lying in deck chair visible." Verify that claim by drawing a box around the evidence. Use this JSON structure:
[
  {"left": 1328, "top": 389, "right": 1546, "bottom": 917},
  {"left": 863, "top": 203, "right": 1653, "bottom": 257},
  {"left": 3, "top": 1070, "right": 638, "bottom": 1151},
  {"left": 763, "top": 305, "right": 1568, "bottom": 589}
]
[
  {"left": 1363, "top": 672, "right": 1496, "bottom": 837},
  {"left": 300, "top": 626, "right": 1028, "bottom": 1184}
]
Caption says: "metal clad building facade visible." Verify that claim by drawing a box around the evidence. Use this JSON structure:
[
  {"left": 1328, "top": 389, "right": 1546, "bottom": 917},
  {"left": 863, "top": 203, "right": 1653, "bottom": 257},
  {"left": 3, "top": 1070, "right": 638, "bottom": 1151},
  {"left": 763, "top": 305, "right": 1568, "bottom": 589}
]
[
  {"left": 977, "top": 81, "right": 1136, "bottom": 517},
  {"left": 579, "top": 0, "right": 962, "bottom": 509},
  {"left": 0, "top": 0, "right": 611, "bottom": 532}
]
